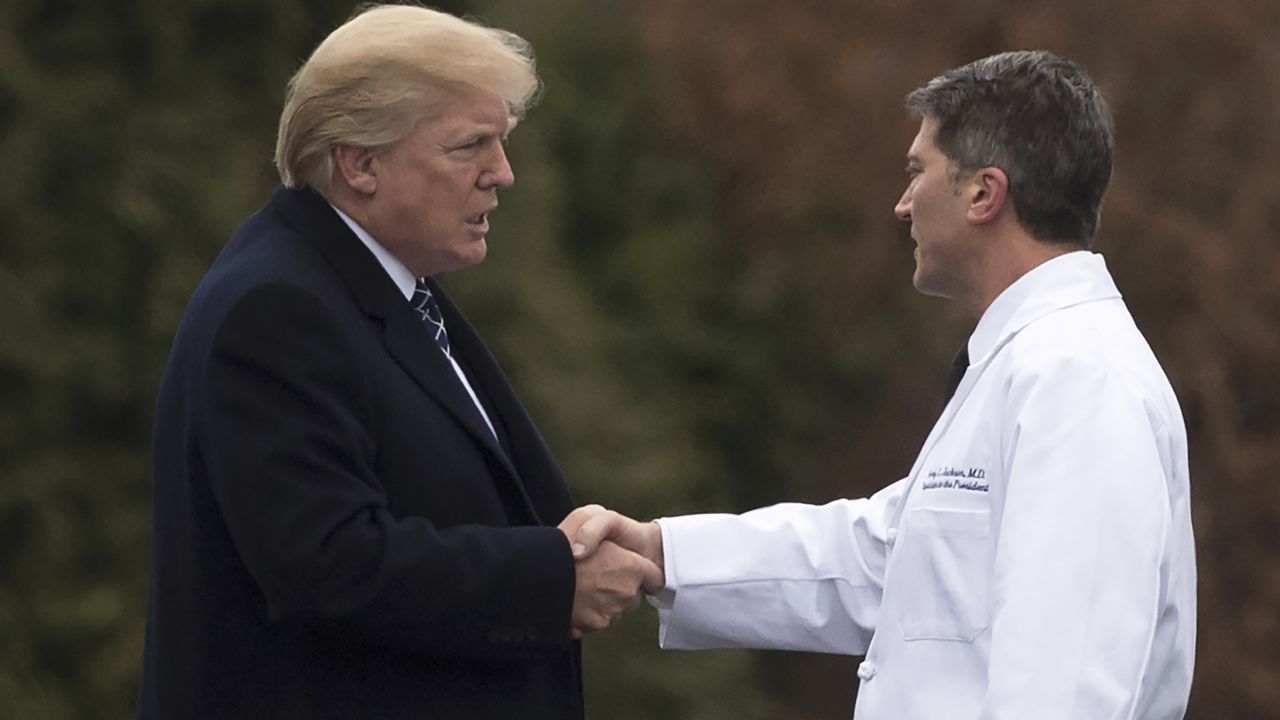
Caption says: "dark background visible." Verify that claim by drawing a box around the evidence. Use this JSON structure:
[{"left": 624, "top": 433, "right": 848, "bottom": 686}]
[{"left": 2, "top": 0, "right": 1276, "bottom": 717}]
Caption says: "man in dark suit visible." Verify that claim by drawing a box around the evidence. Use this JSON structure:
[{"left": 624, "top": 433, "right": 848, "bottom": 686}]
[{"left": 137, "top": 6, "right": 657, "bottom": 719}]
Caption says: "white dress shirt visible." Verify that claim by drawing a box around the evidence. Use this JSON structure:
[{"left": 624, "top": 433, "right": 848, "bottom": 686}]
[
  {"left": 652, "top": 251, "right": 1196, "bottom": 719},
  {"left": 328, "top": 204, "right": 497, "bottom": 439}
]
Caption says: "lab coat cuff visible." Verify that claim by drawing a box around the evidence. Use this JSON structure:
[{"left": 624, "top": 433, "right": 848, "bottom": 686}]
[{"left": 648, "top": 517, "right": 679, "bottom": 646}]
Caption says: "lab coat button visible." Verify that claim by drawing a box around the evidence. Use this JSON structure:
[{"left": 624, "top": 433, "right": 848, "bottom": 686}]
[{"left": 857, "top": 660, "right": 878, "bottom": 680}]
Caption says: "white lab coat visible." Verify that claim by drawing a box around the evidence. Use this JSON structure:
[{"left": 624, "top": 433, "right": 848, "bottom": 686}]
[{"left": 653, "top": 252, "right": 1195, "bottom": 719}]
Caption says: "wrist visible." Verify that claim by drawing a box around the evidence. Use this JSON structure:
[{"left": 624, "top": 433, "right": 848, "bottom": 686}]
[{"left": 646, "top": 520, "right": 665, "bottom": 572}]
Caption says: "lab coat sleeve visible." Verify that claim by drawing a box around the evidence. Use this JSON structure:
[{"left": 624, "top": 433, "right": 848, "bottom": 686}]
[
  {"left": 650, "top": 478, "right": 907, "bottom": 655},
  {"left": 981, "top": 355, "right": 1172, "bottom": 719}
]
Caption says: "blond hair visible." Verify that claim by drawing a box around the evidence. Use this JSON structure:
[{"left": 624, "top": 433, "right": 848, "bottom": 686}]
[{"left": 274, "top": 4, "right": 539, "bottom": 190}]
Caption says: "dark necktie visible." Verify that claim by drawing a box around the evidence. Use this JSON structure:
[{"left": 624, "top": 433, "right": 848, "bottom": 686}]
[
  {"left": 411, "top": 279, "right": 451, "bottom": 358},
  {"left": 944, "top": 346, "right": 969, "bottom": 404}
]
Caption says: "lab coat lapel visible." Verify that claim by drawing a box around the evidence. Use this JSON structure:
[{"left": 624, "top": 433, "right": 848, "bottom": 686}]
[
  {"left": 900, "top": 360, "right": 986, "bottom": 495},
  {"left": 891, "top": 253, "right": 1124, "bottom": 528}
]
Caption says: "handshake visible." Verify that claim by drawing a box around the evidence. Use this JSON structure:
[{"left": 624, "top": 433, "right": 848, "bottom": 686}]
[{"left": 557, "top": 505, "right": 665, "bottom": 639}]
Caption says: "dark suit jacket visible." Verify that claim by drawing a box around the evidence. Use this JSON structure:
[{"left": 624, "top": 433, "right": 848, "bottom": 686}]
[{"left": 137, "top": 186, "right": 583, "bottom": 719}]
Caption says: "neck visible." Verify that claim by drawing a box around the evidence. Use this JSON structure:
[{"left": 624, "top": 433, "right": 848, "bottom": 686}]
[
  {"left": 320, "top": 185, "right": 365, "bottom": 228},
  {"left": 965, "top": 229, "right": 1082, "bottom": 318}
]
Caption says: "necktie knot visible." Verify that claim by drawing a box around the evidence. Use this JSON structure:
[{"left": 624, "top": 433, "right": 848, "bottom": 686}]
[{"left": 411, "top": 279, "right": 451, "bottom": 357}]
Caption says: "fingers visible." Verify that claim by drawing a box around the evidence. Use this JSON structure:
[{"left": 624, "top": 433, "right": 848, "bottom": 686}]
[
  {"left": 570, "top": 596, "right": 623, "bottom": 637},
  {"left": 639, "top": 556, "right": 664, "bottom": 594},
  {"left": 562, "top": 506, "right": 669, "bottom": 639},
  {"left": 569, "top": 540, "right": 659, "bottom": 639},
  {"left": 573, "top": 509, "right": 651, "bottom": 559},
  {"left": 576, "top": 516, "right": 666, "bottom": 590},
  {"left": 571, "top": 607, "right": 613, "bottom": 636},
  {"left": 572, "top": 511, "right": 619, "bottom": 559}
]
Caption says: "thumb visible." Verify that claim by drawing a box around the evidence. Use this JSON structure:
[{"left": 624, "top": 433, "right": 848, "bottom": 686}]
[
  {"left": 559, "top": 504, "right": 607, "bottom": 556},
  {"left": 573, "top": 511, "right": 625, "bottom": 559}
]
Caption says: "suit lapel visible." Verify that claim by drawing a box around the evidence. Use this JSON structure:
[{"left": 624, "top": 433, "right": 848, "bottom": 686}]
[
  {"left": 268, "top": 186, "right": 543, "bottom": 523},
  {"left": 431, "top": 280, "right": 574, "bottom": 524},
  {"left": 381, "top": 308, "right": 525, "bottom": 477}
]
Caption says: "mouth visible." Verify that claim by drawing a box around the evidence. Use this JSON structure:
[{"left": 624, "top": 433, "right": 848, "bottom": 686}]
[
  {"left": 465, "top": 204, "right": 498, "bottom": 233},
  {"left": 465, "top": 206, "right": 494, "bottom": 234}
]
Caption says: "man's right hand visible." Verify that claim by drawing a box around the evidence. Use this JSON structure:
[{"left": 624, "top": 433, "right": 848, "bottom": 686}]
[
  {"left": 561, "top": 505, "right": 665, "bottom": 591},
  {"left": 567, "top": 539, "right": 659, "bottom": 638},
  {"left": 558, "top": 505, "right": 665, "bottom": 638}
]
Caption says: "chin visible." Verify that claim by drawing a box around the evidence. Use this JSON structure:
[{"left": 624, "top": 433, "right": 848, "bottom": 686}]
[
  {"left": 457, "top": 239, "right": 488, "bottom": 268},
  {"left": 912, "top": 265, "right": 928, "bottom": 292},
  {"left": 912, "top": 269, "right": 946, "bottom": 299},
  {"left": 419, "top": 241, "right": 488, "bottom": 277}
]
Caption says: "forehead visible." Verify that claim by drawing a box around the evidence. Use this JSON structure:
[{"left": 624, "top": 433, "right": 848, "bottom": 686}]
[
  {"left": 433, "top": 87, "right": 511, "bottom": 135},
  {"left": 906, "top": 117, "right": 942, "bottom": 160},
  {"left": 417, "top": 85, "right": 517, "bottom": 141}
]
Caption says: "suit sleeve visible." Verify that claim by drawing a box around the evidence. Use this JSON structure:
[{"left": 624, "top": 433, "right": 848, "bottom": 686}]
[
  {"left": 651, "top": 478, "right": 908, "bottom": 655},
  {"left": 199, "top": 283, "right": 575, "bottom": 660},
  {"left": 980, "top": 356, "right": 1171, "bottom": 718}
]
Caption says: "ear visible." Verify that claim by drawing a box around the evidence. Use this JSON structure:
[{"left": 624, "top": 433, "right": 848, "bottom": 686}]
[
  {"left": 966, "top": 166, "right": 1009, "bottom": 226},
  {"left": 331, "top": 144, "right": 379, "bottom": 196}
]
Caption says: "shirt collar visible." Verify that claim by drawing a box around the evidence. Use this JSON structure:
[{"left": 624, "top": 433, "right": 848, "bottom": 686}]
[
  {"left": 967, "top": 250, "right": 1123, "bottom": 364},
  {"left": 327, "top": 202, "right": 418, "bottom": 301}
]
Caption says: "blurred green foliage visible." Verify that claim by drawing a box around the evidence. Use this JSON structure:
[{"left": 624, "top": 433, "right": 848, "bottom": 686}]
[
  {"left": 0, "top": 2, "right": 358, "bottom": 716},
  {"left": 0, "top": 0, "right": 862, "bottom": 717}
]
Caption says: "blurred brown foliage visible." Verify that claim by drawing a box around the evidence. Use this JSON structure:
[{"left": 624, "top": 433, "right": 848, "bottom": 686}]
[{"left": 634, "top": 0, "right": 1280, "bottom": 717}]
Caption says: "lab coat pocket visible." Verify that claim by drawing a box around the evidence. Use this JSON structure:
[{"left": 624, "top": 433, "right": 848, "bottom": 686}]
[{"left": 896, "top": 507, "right": 992, "bottom": 642}]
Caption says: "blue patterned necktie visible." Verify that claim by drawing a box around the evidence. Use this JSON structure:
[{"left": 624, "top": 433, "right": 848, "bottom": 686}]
[{"left": 411, "top": 279, "right": 451, "bottom": 358}]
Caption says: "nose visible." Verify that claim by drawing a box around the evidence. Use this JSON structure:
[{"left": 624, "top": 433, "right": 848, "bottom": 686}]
[
  {"left": 894, "top": 186, "right": 912, "bottom": 221},
  {"left": 481, "top": 142, "right": 515, "bottom": 190}
]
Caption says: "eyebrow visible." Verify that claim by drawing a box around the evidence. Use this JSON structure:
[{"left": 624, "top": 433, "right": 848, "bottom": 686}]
[{"left": 447, "top": 128, "right": 499, "bottom": 146}]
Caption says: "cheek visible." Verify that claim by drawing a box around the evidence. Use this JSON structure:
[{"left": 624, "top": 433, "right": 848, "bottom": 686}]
[
  {"left": 917, "top": 188, "right": 947, "bottom": 224},
  {"left": 910, "top": 196, "right": 932, "bottom": 226}
]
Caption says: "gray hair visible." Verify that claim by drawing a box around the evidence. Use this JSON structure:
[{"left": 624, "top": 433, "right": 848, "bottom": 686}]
[
  {"left": 275, "top": 4, "right": 540, "bottom": 191},
  {"left": 906, "top": 50, "right": 1114, "bottom": 246}
]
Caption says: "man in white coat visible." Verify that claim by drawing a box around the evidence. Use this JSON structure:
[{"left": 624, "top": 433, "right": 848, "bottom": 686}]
[{"left": 565, "top": 51, "right": 1196, "bottom": 719}]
